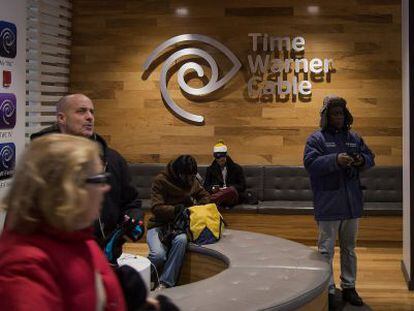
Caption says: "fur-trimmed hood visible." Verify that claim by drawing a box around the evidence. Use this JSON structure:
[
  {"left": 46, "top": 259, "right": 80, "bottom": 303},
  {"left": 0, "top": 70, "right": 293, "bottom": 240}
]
[{"left": 319, "top": 95, "right": 353, "bottom": 131}]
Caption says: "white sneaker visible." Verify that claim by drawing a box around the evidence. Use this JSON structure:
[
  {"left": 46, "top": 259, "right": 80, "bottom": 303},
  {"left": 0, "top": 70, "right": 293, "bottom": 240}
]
[{"left": 154, "top": 283, "right": 167, "bottom": 292}]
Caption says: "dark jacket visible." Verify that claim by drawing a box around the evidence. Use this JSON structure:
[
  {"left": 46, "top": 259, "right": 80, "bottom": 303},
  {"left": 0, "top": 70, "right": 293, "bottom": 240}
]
[
  {"left": 304, "top": 128, "right": 375, "bottom": 221},
  {"left": 204, "top": 156, "right": 246, "bottom": 196},
  {"left": 31, "top": 124, "right": 143, "bottom": 244},
  {"left": 148, "top": 161, "right": 210, "bottom": 229}
]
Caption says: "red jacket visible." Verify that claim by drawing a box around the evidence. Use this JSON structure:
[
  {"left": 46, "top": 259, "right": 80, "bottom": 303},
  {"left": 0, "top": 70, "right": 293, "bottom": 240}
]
[{"left": 0, "top": 227, "right": 126, "bottom": 311}]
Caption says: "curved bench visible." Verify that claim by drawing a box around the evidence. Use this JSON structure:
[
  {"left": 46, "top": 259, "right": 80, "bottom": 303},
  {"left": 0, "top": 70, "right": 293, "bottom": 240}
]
[{"left": 151, "top": 230, "right": 330, "bottom": 311}]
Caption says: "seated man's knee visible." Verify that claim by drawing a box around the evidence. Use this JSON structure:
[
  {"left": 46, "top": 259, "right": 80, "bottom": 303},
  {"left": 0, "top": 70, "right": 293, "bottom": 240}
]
[
  {"left": 173, "top": 233, "right": 188, "bottom": 246},
  {"left": 148, "top": 248, "right": 167, "bottom": 266}
]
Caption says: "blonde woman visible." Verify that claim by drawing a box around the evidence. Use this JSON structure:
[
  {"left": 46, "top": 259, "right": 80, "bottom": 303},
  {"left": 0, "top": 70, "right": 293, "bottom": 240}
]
[{"left": 0, "top": 134, "right": 125, "bottom": 310}]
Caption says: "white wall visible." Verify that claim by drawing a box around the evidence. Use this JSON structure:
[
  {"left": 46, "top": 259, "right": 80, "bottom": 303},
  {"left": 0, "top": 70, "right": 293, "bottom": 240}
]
[
  {"left": 0, "top": 0, "right": 26, "bottom": 232},
  {"left": 402, "top": 0, "right": 411, "bottom": 280}
]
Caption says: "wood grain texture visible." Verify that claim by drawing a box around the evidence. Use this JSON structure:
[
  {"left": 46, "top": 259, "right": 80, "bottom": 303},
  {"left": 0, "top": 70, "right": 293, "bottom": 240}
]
[
  {"left": 219, "top": 212, "right": 402, "bottom": 247},
  {"left": 177, "top": 251, "right": 228, "bottom": 285},
  {"left": 71, "top": 0, "right": 402, "bottom": 166}
]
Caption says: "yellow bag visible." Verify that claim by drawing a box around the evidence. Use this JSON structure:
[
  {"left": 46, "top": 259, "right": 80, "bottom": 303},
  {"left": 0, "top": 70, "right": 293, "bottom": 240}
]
[{"left": 187, "top": 203, "right": 225, "bottom": 245}]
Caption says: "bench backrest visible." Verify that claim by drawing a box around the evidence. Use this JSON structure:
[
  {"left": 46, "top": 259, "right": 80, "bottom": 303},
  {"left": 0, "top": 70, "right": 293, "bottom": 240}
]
[
  {"left": 360, "top": 167, "right": 402, "bottom": 202},
  {"left": 128, "top": 163, "right": 402, "bottom": 203}
]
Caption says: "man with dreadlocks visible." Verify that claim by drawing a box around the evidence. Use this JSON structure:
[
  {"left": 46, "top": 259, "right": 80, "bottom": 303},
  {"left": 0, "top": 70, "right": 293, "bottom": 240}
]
[
  {"left": 147, "top": 155, "right": 210, "bottom": 290},
  {"left": 304, "top": 95, "right": 375, "bottom": 310}
]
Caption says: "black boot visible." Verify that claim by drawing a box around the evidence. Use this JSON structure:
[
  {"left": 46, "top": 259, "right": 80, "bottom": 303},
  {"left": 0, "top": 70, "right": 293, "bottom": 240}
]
[
  {"left": 342, "top": 288, "right": 364, "bottom": 306},
  {"left": 328, "top": 293, "right": 336, "bottom": 310}
]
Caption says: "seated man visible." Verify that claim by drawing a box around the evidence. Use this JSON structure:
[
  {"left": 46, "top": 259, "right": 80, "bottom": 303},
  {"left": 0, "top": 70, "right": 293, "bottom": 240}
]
[
  {"left": 204, "top": 140, "right": 246, "bottom": 209},
  {"left": 147, "top": 155, "right": 210, "bottom": 289}
]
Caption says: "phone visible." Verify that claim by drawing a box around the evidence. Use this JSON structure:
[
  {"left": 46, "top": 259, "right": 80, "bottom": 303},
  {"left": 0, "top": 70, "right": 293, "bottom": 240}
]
[{"left": 347, "top": 152, "right": 360, "bottom": 161}]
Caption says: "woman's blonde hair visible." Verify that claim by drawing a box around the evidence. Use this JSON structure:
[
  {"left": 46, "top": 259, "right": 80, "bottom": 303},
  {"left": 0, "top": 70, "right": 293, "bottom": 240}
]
[{"left": 3, "top": 134, "right": 101, "bottom": 233}]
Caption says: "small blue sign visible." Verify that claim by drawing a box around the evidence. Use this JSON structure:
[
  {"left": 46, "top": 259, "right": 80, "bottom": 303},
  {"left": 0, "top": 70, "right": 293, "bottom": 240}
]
[
  {"left": 0, "top": 21, "right": 16, "bottom": 58},
  {"left": 0, "top": 142, "right": 15, "bottom": 180},
  {"left": 0, "top": 93, "right": 16, "bottom": 129}
]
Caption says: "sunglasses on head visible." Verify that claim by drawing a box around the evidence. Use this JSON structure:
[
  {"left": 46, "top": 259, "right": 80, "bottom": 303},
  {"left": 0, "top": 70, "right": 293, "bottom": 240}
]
[{"left": 85, "top": 172, "right": 111, "bottom": 184}]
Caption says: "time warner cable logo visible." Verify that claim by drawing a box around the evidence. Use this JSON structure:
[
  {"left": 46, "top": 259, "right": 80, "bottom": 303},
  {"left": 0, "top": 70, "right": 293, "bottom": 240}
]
[
  {"left": 0, "top": 142, "right": 15, "bottom": 180},
  {"left": 0, "top": 21, "right": 16, "bottom": 58},
  {"left": 143, "top": 34, "right": 241, "bottom": 125},
  {"left": 0, "top": 93, "right": 16, "bottom": 129}
]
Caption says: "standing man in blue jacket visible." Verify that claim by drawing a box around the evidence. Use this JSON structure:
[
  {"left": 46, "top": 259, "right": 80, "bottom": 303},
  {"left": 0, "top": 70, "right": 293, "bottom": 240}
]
[{"left": 304, "top": 95, "right": 375, "bottom": 310}]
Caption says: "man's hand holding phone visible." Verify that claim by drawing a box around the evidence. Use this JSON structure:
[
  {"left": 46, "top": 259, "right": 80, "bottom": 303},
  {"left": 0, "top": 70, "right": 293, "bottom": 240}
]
[{"left": 212, "top": 185, "right": 220, "bottom": 193}]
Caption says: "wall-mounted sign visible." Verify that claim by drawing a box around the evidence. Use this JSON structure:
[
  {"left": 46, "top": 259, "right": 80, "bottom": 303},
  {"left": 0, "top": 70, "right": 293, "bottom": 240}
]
[
  {"left": 247, "top": 33, "right": 334, "bottom": 100},
  {"left": 143, "top": 33, "right": 334, "bottom": 124},
  {"left": 143, "top": 34, "right": 241, "bottom": 124}
]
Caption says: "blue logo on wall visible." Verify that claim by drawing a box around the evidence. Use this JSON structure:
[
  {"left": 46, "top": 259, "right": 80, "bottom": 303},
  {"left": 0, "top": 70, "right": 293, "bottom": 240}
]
[
  {"left": 0, "top": 93, "right": 16, "bottom": 129},
  {"left": 0, "top": 21, "right": 16, "bottom": 58},
  {"left": 0, "top": 142, "right": 15, "bottom": 180}
]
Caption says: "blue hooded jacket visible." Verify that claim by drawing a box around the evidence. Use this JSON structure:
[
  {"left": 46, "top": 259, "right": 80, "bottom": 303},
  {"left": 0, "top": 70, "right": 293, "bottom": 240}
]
[{"left": 304, "top": 96, "right": 375, "bottom": 221}]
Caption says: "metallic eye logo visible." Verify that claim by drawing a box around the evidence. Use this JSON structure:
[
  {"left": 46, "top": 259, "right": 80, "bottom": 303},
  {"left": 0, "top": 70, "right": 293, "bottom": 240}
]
[
  {"left": 0, "top": 21, "right": 16, "bottom": 59},
  {"left": 143, "top": 34, "right": 241, "bottom": 124},
  {"left": 0, "top": 142, "right": 15, "bottom": 180},
  {"left": 0, "top": 93, "right": 16, "bottom": 129}
]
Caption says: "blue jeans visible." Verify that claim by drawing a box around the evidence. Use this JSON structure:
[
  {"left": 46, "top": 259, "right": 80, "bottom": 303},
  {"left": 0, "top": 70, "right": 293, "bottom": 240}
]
[
  {"left": 317, "top": 219, "right": 359, "bottom": 294},
  {"left": 146, "top": 227, "right": 188, "bottom": 287}
]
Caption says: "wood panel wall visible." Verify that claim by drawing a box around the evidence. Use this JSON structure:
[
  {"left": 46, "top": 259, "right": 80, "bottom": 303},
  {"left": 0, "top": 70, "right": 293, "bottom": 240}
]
[{"left": 70, "top": 0, "right": 402, "bottom": 166}]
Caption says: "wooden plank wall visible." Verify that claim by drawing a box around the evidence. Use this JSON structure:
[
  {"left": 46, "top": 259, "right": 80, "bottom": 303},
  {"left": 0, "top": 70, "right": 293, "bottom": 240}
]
[{"left": 70, "top": 0, "right": 402, "bottom": 166}]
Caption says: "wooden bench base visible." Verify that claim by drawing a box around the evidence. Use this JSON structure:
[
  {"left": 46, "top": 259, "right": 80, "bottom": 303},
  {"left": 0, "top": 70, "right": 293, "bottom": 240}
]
[{"left": 220, "top": 212, "right": 402, "bottom": 247}]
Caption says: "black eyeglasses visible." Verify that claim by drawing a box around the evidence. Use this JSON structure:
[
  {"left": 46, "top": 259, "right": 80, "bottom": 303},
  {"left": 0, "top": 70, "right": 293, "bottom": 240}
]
[{"left": 85, "top": 172, "right": 111, "bottom": 184}]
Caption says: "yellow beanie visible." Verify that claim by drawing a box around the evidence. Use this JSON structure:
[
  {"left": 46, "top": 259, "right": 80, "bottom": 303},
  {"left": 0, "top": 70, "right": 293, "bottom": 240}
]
[{"left": 213, "top": 140, "right": 227, "bottom": 153}]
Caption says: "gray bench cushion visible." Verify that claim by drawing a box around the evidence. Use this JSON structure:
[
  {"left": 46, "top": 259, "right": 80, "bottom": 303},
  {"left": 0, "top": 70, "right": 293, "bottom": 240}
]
[
  {"left": 363, "top": 202, "right": 402, "bottom": 215},
  {"left": 228, "top": 204, "right": 258, "bottom": 213},
  {"left": 259, "top": 201, "right": 314, "bottom": 214}
]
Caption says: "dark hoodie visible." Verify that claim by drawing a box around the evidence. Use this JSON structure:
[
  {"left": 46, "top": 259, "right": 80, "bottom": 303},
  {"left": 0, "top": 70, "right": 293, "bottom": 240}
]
[
  {"left": 30, "top": 124, "right": 143, "bottom": 245},
  {"left": 204, "top": 156, "right": 246, "bottom": 196},
  {"left": 303, "top": 96, "right": 375, "bottom": 221}
]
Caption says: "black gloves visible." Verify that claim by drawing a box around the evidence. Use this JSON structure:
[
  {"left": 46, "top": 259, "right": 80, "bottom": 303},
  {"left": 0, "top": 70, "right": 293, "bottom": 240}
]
[{"left": 124, "top": 209, "right": 145, "bottom": 242}]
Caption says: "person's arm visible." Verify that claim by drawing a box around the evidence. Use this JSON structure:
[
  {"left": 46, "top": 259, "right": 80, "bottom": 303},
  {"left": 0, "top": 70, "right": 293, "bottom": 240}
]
[
  {"left": 193, "top": 180, "right": 211, "bottom": 205},
  {"left": 203, "top": 167, "right": 213, "bottom": 193},
  {"left": 0, "top": 256, "right": 62, "bottom": 311},
  {"left": 355, "top": 134, "right": 375, "bottom": 170},
  {"left": 151, "top": 179, "right": 176, "bottom": 222},
  {"left": 303, "top": 135, "right": 342, "bottom": 177}
]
